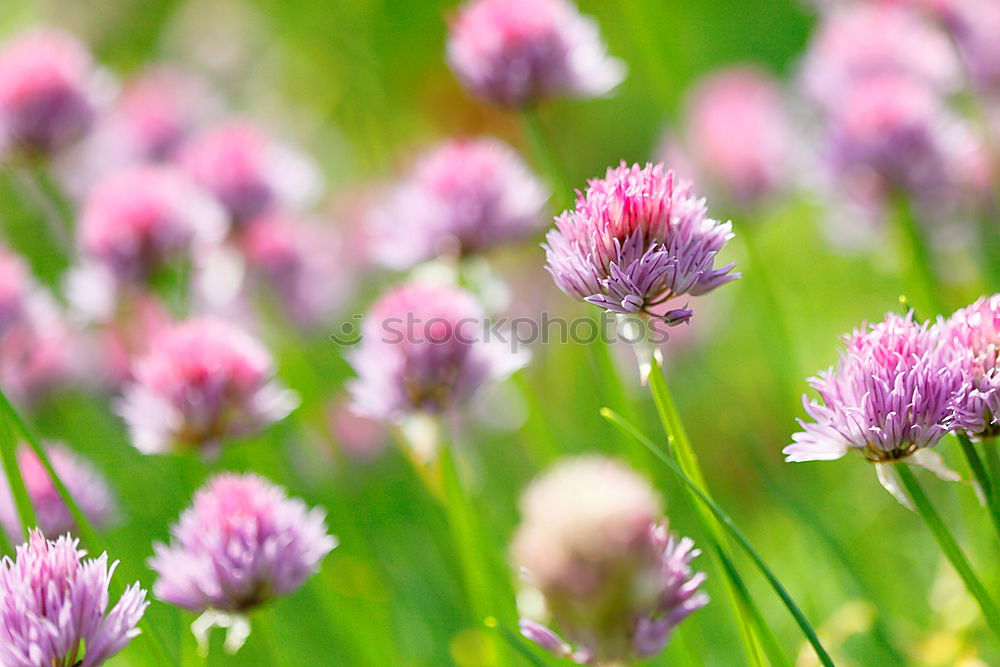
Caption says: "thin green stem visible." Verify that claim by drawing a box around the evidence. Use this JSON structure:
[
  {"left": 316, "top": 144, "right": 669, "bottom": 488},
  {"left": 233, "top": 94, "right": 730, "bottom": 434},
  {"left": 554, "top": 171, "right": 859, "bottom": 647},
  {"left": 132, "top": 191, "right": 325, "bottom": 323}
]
[
  {"left": 645, "top": 361, "right": 775, "bottom": 667},
  {"left": 0, "top": 511, "right": 14, "bottom": 556},
  {"left": 520, "top": 108, "right": 573, "bottom": 212},
  {"left": 955, "top": 432, "right": 1000, "bottom": 544},
  {"left": 986, "top": 439, "right": 1000, "bottom": 495},
  {"left": 891, "top": 193, "right": 945, "bottom": 316},
  {"left": 437, "top": 427, "right": 513, "bottom": 666},
  {"left": 893, "top": 462, "right": 1000, "bottom": 637},
  {"left": 0, "top": 410, "right": 36, "bottom": 539},
  {"left": 601, "top": 407, "right": 835, "bottom": 667}
]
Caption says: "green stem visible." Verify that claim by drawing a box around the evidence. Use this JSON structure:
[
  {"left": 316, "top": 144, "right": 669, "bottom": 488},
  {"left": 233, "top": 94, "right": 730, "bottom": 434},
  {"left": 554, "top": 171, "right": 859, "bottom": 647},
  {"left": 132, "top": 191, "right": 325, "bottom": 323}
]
[
  {"left": 891, "top": 193, "right": 945, "bottom": 316},
  {"left": 0, "top": 410, "right": 36, "bottom": 539},
  {"left": 13, "top": 165, "right": 72, "bottom": 254},
  {"left": 893, "top": 462, "right": 1000, "bottom": 637},
  {"left": 520, "top": 108, "right": 573, "bottom": 212},
  {"left": 0, "top": 387, "right": 178, "bottom": 665},
  {"left": 645, "top": 361, "right": 776, "bottom": 667},
  {"left": 956, "top": 432, "right": 1000, "bottom": 544},
  {"left": 437, "top": 425, "right": 513, "bottom": 666},
  {"left": 601, "top": 407, "right": 836, "bottom": 667},
  {"left": 986, "top": 439, "right": 1000, "bottom": 496}
]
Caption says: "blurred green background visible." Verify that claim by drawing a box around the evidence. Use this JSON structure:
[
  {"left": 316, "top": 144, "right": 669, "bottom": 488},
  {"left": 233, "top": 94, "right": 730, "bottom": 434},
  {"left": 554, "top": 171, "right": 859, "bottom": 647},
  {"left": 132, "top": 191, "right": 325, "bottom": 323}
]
[{"left": 0, "top": 0, "right": 997, "bottom": 665}]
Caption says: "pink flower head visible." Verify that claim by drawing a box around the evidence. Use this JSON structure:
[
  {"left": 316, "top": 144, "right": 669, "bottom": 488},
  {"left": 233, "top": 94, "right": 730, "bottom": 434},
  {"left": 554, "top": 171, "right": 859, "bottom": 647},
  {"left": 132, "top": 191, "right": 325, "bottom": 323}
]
[
  {"left": 936, "top": 0, "right": 1000, "bottom": 91},
  {"left": 0, "top": 531, "right": 148, "bottom": 667},
  {"left": 683, "top": 66, "right": 792, "bottom": 206},
  {"left": 0, "top": 443, "right": 116, "bottom": 542},
  {"left": 824, "top": 74, "right": 952, "bottom": 197},
  {"left": 118, "top": 318, "right": 297, "bottom": 456},
  {"left": 0, "top": 29, "right": 96, "bottom": 154},
  {"left": 79, "top": 165, "right": 225, "bottom": 283},
  {"left": 347, "top": 282, "right": 525, "bottom": 422},
  {"left": 0, "top": 247, "right": 30, "bottom": 334},
  {"left": 447, "top": 0, "right": 625, "bottom": 107},
  {"left": 799, "top": 4, "right": 959, "bottom": 110},
  {"left": 544, "top": 162, "right": 738, "bottom": 324},
  {"left": 239, "top": 212, "right": 348, "bottom": 326},
  {"left": 113, "top": 66, "right": 217, "bottom": 161},
  {"left": 785, "top": 312, "right": 963, "bottom": 504},
  {"left": 512, "top": 457, "right": 707, "bottom": 664},
  {"left": 0, "top": 288, "right": 78, "bottom": 408},
  {"left": 180, "top": 120, "right": 320, "bottom": 225},
  {"left": 371, "top": 137, "right": 548, "bottom": 268},
  {"left": 945, "top": 294, "right": 1000, "bottom": 437},
  {"left": 150, "top": 473, "right": 336, "bottom": 613}
]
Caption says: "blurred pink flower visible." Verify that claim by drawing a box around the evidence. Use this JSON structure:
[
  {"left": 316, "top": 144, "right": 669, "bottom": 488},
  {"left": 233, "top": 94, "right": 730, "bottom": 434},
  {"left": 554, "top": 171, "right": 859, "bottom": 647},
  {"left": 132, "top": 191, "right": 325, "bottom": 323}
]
[
  {"left": 150, "top": 473, "right": 335, "bottom": 613},
  {"left": 327, "top": 396, "right": 388, "bottom": 461},
  {"left": 371, "top": 137, "right": 548, "bottom": 268},
  {"left": 118, "top": 318, "right": 297, "bottom": 456},
  {"left": 683, "top": 66, "right": 793, "bottom": 206},
  {"left": 348, "top": 281, "right": 525, "bottom": 422},
  {"left": 799, "top": 4, "right": 959, "bottom": 110},
  {"left": 823, "top": 74, "right": 953, "bottom": 198},
  {"left": 0, "top": 443, "right": 116, "bottom": 542},
  {"left": 113, "top": 66, "right": 218, "bottom": 161},
  {"left": 239, "top": 212, "right": 349, "bottom": 327},
  {"left": 78, "top": 165, "right": 225, "bottom": 283},
  {"left": 0, "top": 29, "right": 97, "bottom": 155},
  {"left": 0, "top": 531, "right": 148, "bottom": 667},
  {"left": 447, "top": 0, "right": 625, "bottom": 107},
  {"left": 512, "top": 456, "right": 707, "bottom": 663},
  {"left": 180, "top": 120, "right": 320, "bottom": 226}
]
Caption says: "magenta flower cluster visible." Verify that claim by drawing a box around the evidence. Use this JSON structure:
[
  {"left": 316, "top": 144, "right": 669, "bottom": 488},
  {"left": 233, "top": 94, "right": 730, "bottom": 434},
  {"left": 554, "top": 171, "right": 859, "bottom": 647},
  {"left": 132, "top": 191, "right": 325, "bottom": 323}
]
[
  {"left": 544, "top": 162, "right": 738, "bottom": 324},
  {"left": 0, "top": 531, "right": 148, "bottom": 667},
  {"left": 150, "top": 473, "right": 336, "bottom": 615}
]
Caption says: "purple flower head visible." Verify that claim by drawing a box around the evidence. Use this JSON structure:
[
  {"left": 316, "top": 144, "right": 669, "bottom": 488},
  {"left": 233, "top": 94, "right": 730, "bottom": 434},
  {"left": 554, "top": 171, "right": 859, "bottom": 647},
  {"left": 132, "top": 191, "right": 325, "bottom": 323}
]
[
  {"left": 239, "top": 212, "right": 349, "bottom": 327},
  {"left": 799, "top": 4, "right": 959, "bottom": 111},
  {"left": 544, "top": 162, "right": 738, "bottom": 323},
  {"left": 944, "top": 294, "right": 1000, "bottom": 437},
  {"left": 180, "top": 120, "right": 320, "bottom": 225},
  {"left": 0, "top": 531, "right": 148, "bottom": 667},
  {"left": 447, "top": 0, "right": 625, "bottom": 108},
  {"left": 930, "top": 0, "right": 1000, "bottom": 91},
  {"left": 348, "top": 281, "right": 525, "bottom": 422},
  {"left": 371, "top": 137, "right": 548, "bottom": 268},
  {"left": 0, "top": 29, "right": 97, "bottom": 155},
  {"left": 79, "top": 165, "right": 225, "bottom": 283},
  {"left": 113, "top": 66, "right": 217, "bottom": 161},
  {"left": 117, "top": 318, "right": 298, "bottom": 456},
  {"left": 785, "top": 312, "right": 963, "bottom": 504},
  {"left": 512, "top": 457, "right": 707, "bottom": 664},
  {"left": 0, "top": 443, "right": 116, "bottom": 542},
  {"left": 824, "top": 74, "right": 952, "bottom": 198},
  {"left": 683, "top": 66, "right": 793, "bottom": 206},
  {"left": 150, "top": 473, "right": 336, "bottom": 615}
]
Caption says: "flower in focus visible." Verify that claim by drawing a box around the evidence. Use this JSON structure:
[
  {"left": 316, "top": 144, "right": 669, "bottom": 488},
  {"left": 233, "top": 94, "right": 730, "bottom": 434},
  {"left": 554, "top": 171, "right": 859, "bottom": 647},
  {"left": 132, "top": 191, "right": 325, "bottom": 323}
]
[
  {"left": 0, "top": 531, "right": 148, "bottom": 667},
  {"left": 347, "top": 281, "right": 525, "bottom": 423},
  {"left": 150, "top": 473, "right": 335, "bottom": 652},
  {"left": 512, "top": 456, "right": 707, "bottom": 664},
  {"left": 944, "top": 294, "right": 1000, "bottom": 438},
  {"left": 682, "top": 66, "right": 793, "bottom": 206},
  {"left": 784, "top": 312, "right": 963, "bottom": 505},
  {"left": 447, "top": 0, "right": 625, "bottom": 108},
  {"left": 823, "top": 74, "right": 954, "bottom": 198},
  {"left": 543, "top": 162, "right": 738, "bottom": 324},
  {"left": 798, "top": 4, "right": 959, "bottom": 110},
  {"left": 180, "top": 120, "right": 320, "bottom": 226},
  {"left": 371, "top": 137, "right": 548, "bottom": 268},
  {"left": 117, "top": 318, "right": 297, "bottom": 456},
  {"left": 0, "top": 29, "right": 97, "bottom": 155},
  {"left": 78, "top": 165, "right": 225, "bottom": 283},
  {"left": 0, "top": 443, "right": 116, "bottom": 543}
]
